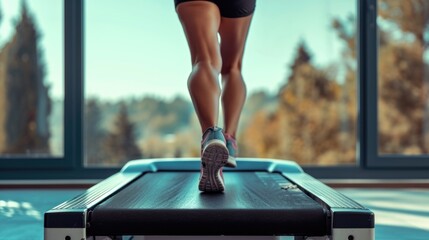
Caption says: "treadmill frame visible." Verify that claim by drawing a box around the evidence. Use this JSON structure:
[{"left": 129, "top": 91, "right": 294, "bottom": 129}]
[{"left": 45, "top": 158, "right": 374, "bottom": 240}]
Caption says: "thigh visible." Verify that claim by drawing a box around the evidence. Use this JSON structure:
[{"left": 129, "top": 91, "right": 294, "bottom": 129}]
[
  {"left": 176, "top": 1, "right": 222, "bottom": 67},
  {"left": 218, "top": 14, "right": 254, "bottom": 72},
  {"left": 175, "top": 0, "right": 214, "bottom": 8}
]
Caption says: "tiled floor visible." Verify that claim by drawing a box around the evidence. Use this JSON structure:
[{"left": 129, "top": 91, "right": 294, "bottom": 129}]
[
  {"left": 1, "top": 188, "right": 428, "bottom": 240},
  {"left": 340, "top": 189, "right": 429, "bottom": 240},
  {"left": 0, "top": 189, "right": 84, "bottom": 240}
]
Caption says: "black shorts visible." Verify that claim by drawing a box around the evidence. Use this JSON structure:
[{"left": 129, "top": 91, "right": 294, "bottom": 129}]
[{"left": 175, "top": 0, "right": 256, "bottom": 18}]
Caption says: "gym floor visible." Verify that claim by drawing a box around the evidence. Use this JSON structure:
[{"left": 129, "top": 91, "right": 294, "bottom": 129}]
[{"left": 0, "top": 188, "right": 428, "bottom": 240}]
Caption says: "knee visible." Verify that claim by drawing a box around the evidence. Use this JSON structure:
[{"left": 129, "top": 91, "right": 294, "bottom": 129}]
[
  {"left": 221, "top": 62, "right": 242, "bottom": 75},
  {"left": 192, "top": 59, "right": 222, "bottom": 75}
]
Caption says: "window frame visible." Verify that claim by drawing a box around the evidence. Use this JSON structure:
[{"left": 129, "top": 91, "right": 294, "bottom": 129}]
[
  {"left": 0, "top": 0, "right": 72, "bottom": 170},
  {"left": 0, "top": 0, "right": 428, "bottom": 179},
  {"left": 362, "top": 0, "right": 429, "bottom": 168}
]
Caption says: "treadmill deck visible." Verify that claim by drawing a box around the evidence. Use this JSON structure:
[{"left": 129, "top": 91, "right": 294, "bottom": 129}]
[{"left": 89, "top": 171, "right": 327, "bottom": 236}]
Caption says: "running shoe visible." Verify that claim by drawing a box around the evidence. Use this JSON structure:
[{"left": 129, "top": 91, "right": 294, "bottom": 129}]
[
  {"left": 224, "top": 133, "right": 238, "bottom": 168},
  {"left": 199, "top": 126, "right": 229, "bottom": 192}
]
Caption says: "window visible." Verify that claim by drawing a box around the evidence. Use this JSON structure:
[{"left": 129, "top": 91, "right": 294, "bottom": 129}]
[
  {"left": 2, "top": 0, "right": 427, "bottom": 179},
  {"left": 84, "top": 0, "right": 358, "bottom": 167},
  {"left": 378, "top": 0, "right": 429, "bottom": 155},
  {"left": 364, "top": 0, "right": 429, "bottom": 167},
  {"left": 83, "top": 0, "right": 182, "bottom": 167},
  {"left": 0, "top": 0, "right": 64, "bottom": 165}
]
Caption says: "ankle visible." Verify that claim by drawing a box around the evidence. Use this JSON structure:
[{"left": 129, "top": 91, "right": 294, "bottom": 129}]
[
  {"left": 224, "top": 133, "right": 236, "bottom": 141},
  {"left": 201, "top": 126, "right": 225, "bottom": 144},
  {"left": 202, "top": 126, "right": 221, "bottom": 135}
]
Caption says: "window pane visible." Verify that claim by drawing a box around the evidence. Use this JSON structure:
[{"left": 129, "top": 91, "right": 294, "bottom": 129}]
[
  {"left": 378, "top": 0, "right": 429, "bottom": 155},
  {"left": 84, "top": 0, "right": 357, "bottom": 167},
  {"left": 0, "top": 1, "right": 64, "bottom": 157}
]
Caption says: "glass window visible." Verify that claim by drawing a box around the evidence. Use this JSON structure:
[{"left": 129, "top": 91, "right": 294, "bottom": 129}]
[
  {"left": 378, "top": 0, "right": 429, "bottom": 155},
  {"left": 84, "top": 0, "right": 357, "bottom": 167},
  {"left": 0, "top": 0, "right": 64, "bottom": 157}
]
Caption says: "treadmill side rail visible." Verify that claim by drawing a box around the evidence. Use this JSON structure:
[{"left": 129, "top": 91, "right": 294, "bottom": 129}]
[
  {"left": 48, "top": 172, "right": 141, "bottom": 211},
  {"left": 285, "top": 172, "right": 375, "bottom": 240},
  {"left": 285, "top": 173, "right": 367, "bottom": 210},
  {"left": 44, "top": 172, "right": 141, "bottom": 240}
]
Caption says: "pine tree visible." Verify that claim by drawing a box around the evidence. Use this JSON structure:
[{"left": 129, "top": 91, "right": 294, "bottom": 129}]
[
  {"left": 103, "top": 102, "right": 142, "bottom": 165},
  {"left": 243, "top": 41, "right": 347, "bottom": 164},
  {"left": 0, "top": 1, "right": 51, "bottom": 154},
  {"left": 84, "top": 98, "right": 106, "bottom": 165},
  {"left": 287, "top": 40, "right": 311, "bottom": 83},
  {"left": 282, "top": 56, "right": 342, "bottom": 164}
]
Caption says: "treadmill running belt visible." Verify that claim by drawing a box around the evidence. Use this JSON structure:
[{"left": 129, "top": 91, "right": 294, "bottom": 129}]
[{"left": 89, "top": 172, "right": 327, "bottom": 236}]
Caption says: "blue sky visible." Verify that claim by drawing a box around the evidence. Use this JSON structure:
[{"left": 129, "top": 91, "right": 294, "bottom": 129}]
[{"left": 0, "top": 0, "right": 355, "bottom": 100}]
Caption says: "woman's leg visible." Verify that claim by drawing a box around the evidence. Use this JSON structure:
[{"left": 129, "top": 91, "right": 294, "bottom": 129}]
[
  {"left": 177, "top": 1, "right": 228, "bottom": 192},
  {"left": 176, "top": 1, "right": 222, "bottom": 133},
  {"left": 218, "top": 15, "right": 254, "bottom": 138}
]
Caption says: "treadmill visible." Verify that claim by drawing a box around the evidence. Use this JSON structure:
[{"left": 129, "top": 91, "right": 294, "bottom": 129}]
[{"left": 44, "top": 158, "right": 374, "bottom": 240}]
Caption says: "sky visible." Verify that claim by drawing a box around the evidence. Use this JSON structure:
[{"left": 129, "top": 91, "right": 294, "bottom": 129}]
[{"left": 0, "top": 0, "right": 356, "bottom": 100}]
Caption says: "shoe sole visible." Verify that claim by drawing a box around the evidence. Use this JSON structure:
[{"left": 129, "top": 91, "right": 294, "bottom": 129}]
[{"left": 199, "top": 140, "right": 229, "bottom": 192}]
